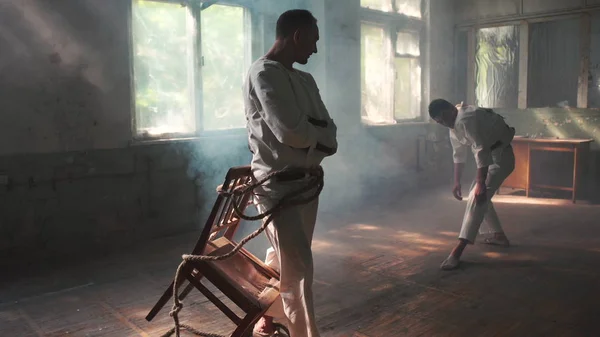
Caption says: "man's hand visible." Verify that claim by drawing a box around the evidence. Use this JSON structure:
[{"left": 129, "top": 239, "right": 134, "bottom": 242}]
[
  {"left": 455, "top": 101, "right": 468, "bottom": 109},
  {"left": 453, "top": 163, "right": 464, "bottom": 200},
  {"left": 452, "top": 183, "right": 462, "bottom": 201},
  {"left": 473, "top": 181, "right": 487, "bottom": 205}
]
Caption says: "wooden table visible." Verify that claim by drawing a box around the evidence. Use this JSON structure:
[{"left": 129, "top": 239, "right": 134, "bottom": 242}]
[{"left": 501, "top": 136, "right": 593, "bottom": 203}]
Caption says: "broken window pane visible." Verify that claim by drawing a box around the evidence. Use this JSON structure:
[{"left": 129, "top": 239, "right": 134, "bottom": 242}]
[
  {"left": 394, "top": 57, "right": 421, "bottom": 120},
  {"left": 589, "top": 13, "right": 600, "bottom": 108},
  {"left": 528, "top": 18, "right": 580, "bottom": 108},
  {"left": 395, "top": 0, "right": 422, "bottom": 18},
  {"left": 132, "top": 0, "right": 196, "bottom": 137},
  {"left": 361, "top": 0, "right": 393, "bottom": 12},
  {"left": 361, "top": 23, "right": 394, "bottom": 124},
  {"left": 396, "top": 31, "right": 420, "bottom": 56},
  {"left": 201, "top": 4, "right": 247, "bottom": 130},
  {"left": 475, "top": 25, "right": 519, "bottom": 108}
]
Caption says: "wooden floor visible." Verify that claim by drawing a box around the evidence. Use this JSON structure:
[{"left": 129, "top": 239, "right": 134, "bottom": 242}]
[{"left": 2, "top": 188, "right": 600, "bottom": 337}]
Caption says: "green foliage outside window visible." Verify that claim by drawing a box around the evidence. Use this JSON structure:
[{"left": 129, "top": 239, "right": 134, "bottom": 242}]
[{"left": 132, "top": 0, "right": 248, "bottom": 137}]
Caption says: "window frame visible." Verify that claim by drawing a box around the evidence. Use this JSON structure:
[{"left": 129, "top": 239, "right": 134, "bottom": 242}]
[
  {"left": 456, "top": 10, "right": 595, "bottom": 110},
  {"left": 472, "top": 24, "right": 521, "bottom": 109},
  {"left": 129, "top": 0, "right": 255, "bottom": 142},
  {"left": 360, "top": 2, "right": 425, "bottom": 125}
]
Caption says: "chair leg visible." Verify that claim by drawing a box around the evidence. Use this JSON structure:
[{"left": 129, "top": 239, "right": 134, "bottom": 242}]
[
  {"left": 178, "top": 281, "right": 196, "bottom": 301},
  {"left": 146, "top": 270, "right": 203, "bottom": 321},
  {"left": 146, "top": 281, "right": 174, "bottom": 321},
  {"left": 231, "top": 309, "right": 263, "bottom": 337}
]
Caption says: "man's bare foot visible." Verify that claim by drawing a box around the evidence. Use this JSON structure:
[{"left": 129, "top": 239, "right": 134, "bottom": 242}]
[
  {"left": 483, "top": 232, "right": 510, "bottom": 246},
  {"left": 253, "top": 316, "right": 275, "bottom": 336},
  {"left": 440, "top": 255, "right": 460, "bottom": 270},
  {"left": 442, "top": 239, "right": 468, "bottom": 271}
]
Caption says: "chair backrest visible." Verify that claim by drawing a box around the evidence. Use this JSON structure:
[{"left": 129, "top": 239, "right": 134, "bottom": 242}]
[{"left": 191, "top": 165, "right": 253, "bottom": 255}]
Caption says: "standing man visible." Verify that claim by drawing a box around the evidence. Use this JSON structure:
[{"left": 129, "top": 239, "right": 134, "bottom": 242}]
[
  {"left": 428, "top": 99, "right": 516, "bottom": 271},
  {"left": 243, "top": 9, "right": 337, "bottom": 337}
]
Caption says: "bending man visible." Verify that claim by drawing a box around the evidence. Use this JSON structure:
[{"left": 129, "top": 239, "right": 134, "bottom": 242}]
[
  {"left": 428, "top": 99, "right": 515, "bottom": 271},
  {"left": 243, "top": 9, "right": 337, "bottom": 337}
]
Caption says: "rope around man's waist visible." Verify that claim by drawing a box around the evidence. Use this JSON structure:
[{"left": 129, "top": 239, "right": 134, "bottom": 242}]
[{"left": 162, "top": 166, "right": 324, "bottom": 337}]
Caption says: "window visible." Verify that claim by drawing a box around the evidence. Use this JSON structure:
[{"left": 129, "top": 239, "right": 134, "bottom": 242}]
[
  {"left": 475, "top": 25, "right": 519, "bottom": 108},
  {"left": 360, "top": 1, "right": 422, "bottom": 124},
  {"left": 528, "top": 18, "right": 580, "bottom": 108},
  {"left": 361, "top": 0, "right": 422, "bottom": 18},
  {"left": 394, "top": 31, "right": 421, "bottom": 120},
  {"left": 131, "top": 0, "right": 250, "bottom": 139},
  {"left": 461, "top": 15, "right": 595, "bottom": 109},
  {"left": 361, "top": 24, "right": 389, "bottom": 124},
  {"left": 588, "top": 13, "right": 600, "bottom": 108}
]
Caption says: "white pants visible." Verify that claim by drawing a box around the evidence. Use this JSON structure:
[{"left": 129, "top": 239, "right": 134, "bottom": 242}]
[
  {"left": 459, "top": 145, "right": 515, "bottom": 243},
  {"left": 254, "top": 180, "right": 320, "bottom": 337}
]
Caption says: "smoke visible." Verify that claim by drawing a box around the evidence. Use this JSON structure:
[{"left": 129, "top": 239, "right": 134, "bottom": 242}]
[{"left": 175, "top": 1, "right": 450, "bottom": 259}]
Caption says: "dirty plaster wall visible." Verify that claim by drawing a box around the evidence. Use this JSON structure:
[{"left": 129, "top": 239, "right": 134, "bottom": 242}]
[
  {"left": 0, "top": 0, "right": 454, "bottom": 265},
  {"left": 0, "top": 0, "right": 251, "bottom": 265},
  {"left": 453, "top": 0, "right": 600, "bottom": 200},
  {"left": 498, "top": 108, "right": 600, "bottom": 200},
  {"left": 319, "top": 0, "right": 456, "bottom": 207}
]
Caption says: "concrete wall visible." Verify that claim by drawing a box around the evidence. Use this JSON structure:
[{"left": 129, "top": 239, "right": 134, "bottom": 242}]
[{"left": 0, "top": 0, "right": 455, "bottom": 265}]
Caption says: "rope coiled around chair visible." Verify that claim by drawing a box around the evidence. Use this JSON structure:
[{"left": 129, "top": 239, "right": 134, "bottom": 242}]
[{"left": 161, "top": 166, "right": 324, "bottom": 337}]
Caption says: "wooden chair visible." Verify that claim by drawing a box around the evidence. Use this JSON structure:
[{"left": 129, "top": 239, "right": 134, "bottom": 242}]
[{"left": 146, "top": 165, "right": 281, "bottom": 337}]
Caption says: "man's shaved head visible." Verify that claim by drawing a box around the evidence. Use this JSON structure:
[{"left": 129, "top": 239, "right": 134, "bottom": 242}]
[
  {"left": 276, "top": 9, "right": 317, "bottom": 39},
  {"left": 428, "top": 98, "right": 458, "bottom": 128}
]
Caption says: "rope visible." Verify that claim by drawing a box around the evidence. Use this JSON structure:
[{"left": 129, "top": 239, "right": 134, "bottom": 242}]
[{"left": 160, "top": 166, "right": 324, "bottom": 337}]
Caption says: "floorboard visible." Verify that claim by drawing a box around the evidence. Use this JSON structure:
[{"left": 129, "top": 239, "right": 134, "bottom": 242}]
[{"left": 2, "top": 189, "right": 600, "bottom": 336}]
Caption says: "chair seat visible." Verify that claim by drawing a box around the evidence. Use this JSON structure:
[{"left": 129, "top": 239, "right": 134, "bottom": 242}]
[{"left": 202, "top": 237, "right": 280, "bottom": 310}]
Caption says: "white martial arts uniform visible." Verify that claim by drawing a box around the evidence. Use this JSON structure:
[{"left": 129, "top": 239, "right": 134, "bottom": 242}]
[
  {"left": 450, "top": 106, "right": 515, "bottom": 243},
  {"left": 243, "top": 57, "right": 337, "bottom": 337}
]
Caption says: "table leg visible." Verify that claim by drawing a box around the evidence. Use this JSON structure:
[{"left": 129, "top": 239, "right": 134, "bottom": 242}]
[
  {"left": 526, "top": 144, "right": 531, "bottom": 198},
  {"left": 572, "top": 146, "right": 578, "bottom": 204}
]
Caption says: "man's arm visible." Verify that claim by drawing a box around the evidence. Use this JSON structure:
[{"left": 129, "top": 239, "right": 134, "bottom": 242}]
[
  {"left": 476, "top": 166, "right": 488, "bottom": 184},
  {"left": 463, "top": 117, "right": 493, "bottom": 204},
  {"left": 450, "top": 129, "right": 467, "bottom": 200},
  {"left": 450, "top": 129, "right": 468, "bottom": 183},
  {"left": 315, "top": 142, "right": 336, "bottom": 156},
  {"left": 465, "top": 131, "right": 492, "bottom": 182},
  {"left": 251, "top": 65, "right": 318, "bottom": 149},
  {"left": 454, "top": 162, "right": 465, "bottom": 185},
  {"left": 307, "top": 118, "right": 337, "bottom": 156},
  {"left": 306, "top": 73, "right": 338, "bottom": 153}
]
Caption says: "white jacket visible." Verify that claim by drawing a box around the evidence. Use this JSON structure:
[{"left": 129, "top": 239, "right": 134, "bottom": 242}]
[
  {"left": 450, "top": 106, "right": 515, "bottom": 168},
  {"left": 243, "top": 57, "right": 337, "bottom": 181}
]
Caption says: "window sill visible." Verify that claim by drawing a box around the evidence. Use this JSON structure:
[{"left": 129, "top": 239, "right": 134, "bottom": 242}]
[
  {"left": 362, "top": 119, "right": 432, "bottom": 129},
  {"left": 129, "top": 128, "right": 247, "bottom": 147}
]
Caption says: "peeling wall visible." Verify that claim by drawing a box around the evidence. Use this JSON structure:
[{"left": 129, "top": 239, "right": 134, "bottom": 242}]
[
  {"left": 498, "top": 108, "right": 600, "bottom": 141},
  {"left": 496, "top": 108, "right": 600, "bottom": 200},
  {"left": 0, "top": 0, "right": 132, "bottom": 154}
]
